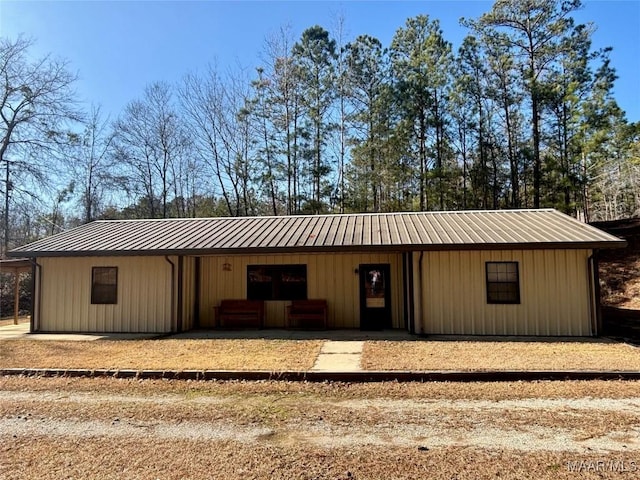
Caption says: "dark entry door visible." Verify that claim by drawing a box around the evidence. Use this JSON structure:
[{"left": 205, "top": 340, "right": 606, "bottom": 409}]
[{"left": 359, "top": 264, "right": 392, "bottom": 330}]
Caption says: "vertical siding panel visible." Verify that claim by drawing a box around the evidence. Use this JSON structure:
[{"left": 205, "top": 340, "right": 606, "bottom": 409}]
[
  {"left": 67, "top": 266, "right": 78, "bottom": 331},
  {"left": 566, "top": 251, "right": 577, "bottom": 334},
  {"left": 59, "top": 267, "right": 68, "bottom": 331},
  {"left": 181, "top": 256, "right": 195, "bottom": 331},
  {"left": 318, "top": 254, "right": 333, "bottom": 327},
  {"left": 200, "top": 259, "right": 209, "bottom": 327},
  {"left": 422, "top": 252, "right": 434, "bottom": 335},
  {"left": 331, "top": 254, "right": 339, "bottom": 329},
  {"left": 347, "top": 254, "right": 360, "bottom": 328},
  {"left": 40, "top": 259, "right": 53, "bottom": 331},
  {"left": 79, "top": 264, "right": 90, "bottom": 332},
  {"left": 392, "top": 258, "right": 403, "bottom": 328},
  {"left": 439, "top": 252, "right": 448, "bottom": 333},
  {"left": 570, "top": 249, "right": 590, "bottom": 336},
  {"left": 560, "top": 250, "right": 571, "bottom": 335},
  {"left": 421, "top": 249, "right": 592, "bottom": 336},
  {"left": 124, "top": 261, "right": 135, "bottom": 332},
  {"left": 529, "top": 249, "right": 540, "bottom": 335},
  {"left": 421, "top": 252, "right": 432, "bottom": 334},
  {"left": 63, "top": 267, "right": 73, "bottom": 330},
  {"left": 539, "top": 250, "right": 550, "bottom": 335},
  {"left": 572, "top": 250, "right": 586, "bottom": 335},
  {"left": 198, "top": 252, "right": 401, "bottom": 330},
  {"left": 545, "top": 250, "right": 556, "bottom": 335},
  {"left": 460, "top": 252, "right": 472, "bottom": 334},
  {"left": 39, "top": 249, "right": 591, "bottom": 336},
  {"left": 568, "top": 251, "right": 576, "bottom": 335},
  {"left": 402, "top": 250, "right": 425, "bottom": 334},
  {"left": 420, "top": 253, "right": 430, "bottom": 334},
  {"left": 426, "top": 252, "right": 439, "bottom": 334},
  {"left": 74, "top": 261, "right": 84, "bottom": 331},
  {"left": 134, "top": 260, "right": 144, "bottom": 332},
  {"left": 582, "top": 250, "right": 592, "bottom": 335},
  {"left": 564, "top": 250, "right": 575, "bottom": 335},
  {"left": 547, "top": 250, "right": 558, "bottom": 335},
  {"left": 40, "top": 257, "right": 174, "bottom": 333},
  {"left": 440, "top": 252, "right": 451, "bottom": 333},
  {"left": 430, "top": 255, "right": 446, "bottom": 333},
  {"left": 579, "top": 250, "right": 591, "bottom": 335},
  {"left": 520, "top": 250, "right": 530, "bottom": 335},
  {"left": 442, "top": 251, "right": 452, "bottom": 333},
  {"left": 49, "top": 259, "right": 59, "bottom": 330},
  {"left": 331, "top": 255, "right": 341, "bottom": 328},
  {"left": 342, "top": 254, "right": 351, "bottom": 328},
  {"left": 459, "top": 252, "right": 469, "bottom": 334},
  {"left": 201, "top": 258, "right": 214, "bottom": 327}
]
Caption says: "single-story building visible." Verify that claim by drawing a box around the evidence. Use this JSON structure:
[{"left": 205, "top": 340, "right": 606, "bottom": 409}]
[{"left": 8, "top": 209, "right": 626, "bottom": 336}]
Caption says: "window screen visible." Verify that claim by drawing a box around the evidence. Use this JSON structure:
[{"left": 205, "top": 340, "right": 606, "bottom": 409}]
[
  {"left": 91, "top": 267, "right": 118, "bottom": 304},
  {"left": 486, "top": 262, "right": 520, "bottom": 304}
]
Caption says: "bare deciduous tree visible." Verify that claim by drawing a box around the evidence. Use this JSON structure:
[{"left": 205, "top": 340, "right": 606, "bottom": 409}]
[
  {"left": 0, "top": 36, "right": 80, "bottom": 253},
  {"left": 113, "top": 82, "right": 189, "bottom": 218}
]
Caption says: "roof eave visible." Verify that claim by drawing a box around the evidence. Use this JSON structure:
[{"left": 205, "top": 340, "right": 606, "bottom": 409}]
[{"left": 8, "top": 239, "right": 627, "bottom": 258}]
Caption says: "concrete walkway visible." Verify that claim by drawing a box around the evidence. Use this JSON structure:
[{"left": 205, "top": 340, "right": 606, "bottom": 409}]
[
  {"left": 0, "top": 323, "right": 157, "bottom": 341},
  {"left": 312, "top": 341, "right": 364, "bottom": 372}
]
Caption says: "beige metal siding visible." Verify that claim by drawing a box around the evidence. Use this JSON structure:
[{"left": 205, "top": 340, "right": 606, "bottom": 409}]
[
  {"left": 38, "top": 257, "right": 173, "bottom": 333},
  {"left": 417, "top": 249, "right": 593, "bottom": 336},
  {"left": 200, "top": 252, "right": 403, "bottom": 328},
  {"left": 180, "top": 256, "right": 197, "bottom": 331}
]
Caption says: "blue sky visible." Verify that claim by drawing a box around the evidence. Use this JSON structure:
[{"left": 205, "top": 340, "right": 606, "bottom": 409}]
[{"left": 1, "top": 0, "right": 639, "bottom": 122}]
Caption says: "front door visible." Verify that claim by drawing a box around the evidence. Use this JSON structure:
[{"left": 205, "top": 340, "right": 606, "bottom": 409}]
[{"left": 359, "top": 264, "right": 392, "bottom": 330}]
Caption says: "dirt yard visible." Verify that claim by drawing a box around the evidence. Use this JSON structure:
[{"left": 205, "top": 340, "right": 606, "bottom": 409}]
[
  {"left": 597, "top": 218, "right": 640, "bottom": 310},
  {"left": 600, "top": 250, "right": 640, "bottom": 309},
  {"left": 1, "top": 377, "right": 639, "bottom": 479}
]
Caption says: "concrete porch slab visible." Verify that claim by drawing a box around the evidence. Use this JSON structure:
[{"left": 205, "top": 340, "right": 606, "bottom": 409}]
[{"left": 0, "top": 323, "right": 159, "bottom": 341}]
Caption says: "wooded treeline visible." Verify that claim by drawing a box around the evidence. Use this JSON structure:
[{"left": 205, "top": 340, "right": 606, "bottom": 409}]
[{"left": 1, "top": 0, "right": 639, "bottom": 254}]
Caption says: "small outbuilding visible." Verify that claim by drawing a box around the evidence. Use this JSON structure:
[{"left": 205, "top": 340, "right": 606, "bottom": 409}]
[{"left": 8, "top": 209, "right": 625, "bottom": 336}]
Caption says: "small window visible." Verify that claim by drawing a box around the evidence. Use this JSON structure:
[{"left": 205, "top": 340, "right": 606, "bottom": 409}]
[
  {"left": 91, "top": 267, "right": 118, "bottom": 304},
  {"left": 486, "top": 262, "right": 520, "bottom": 304},
  {"left": 247, "top": 265, "right": 307, "bottom": 301}
]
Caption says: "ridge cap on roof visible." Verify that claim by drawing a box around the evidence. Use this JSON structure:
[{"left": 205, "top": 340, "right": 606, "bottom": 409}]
[{"left": 91, "top": 208, "right": 558, "bottom": 223}]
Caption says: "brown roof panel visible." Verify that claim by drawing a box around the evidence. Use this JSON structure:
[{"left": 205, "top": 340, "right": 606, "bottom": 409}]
[{"left": 8, "top": 209, "right": 626, "bottom": 257}]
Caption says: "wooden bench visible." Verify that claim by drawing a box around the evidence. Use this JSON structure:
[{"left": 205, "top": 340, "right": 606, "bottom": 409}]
[
  {"left": 286, "top": 299, "right": 328, "bottom": 329},
  {"left": 214, "top": 300, "right": 264, "bottom": 329}
]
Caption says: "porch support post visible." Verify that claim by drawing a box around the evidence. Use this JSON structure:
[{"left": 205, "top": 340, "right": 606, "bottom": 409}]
[{"left": 13, "top": 269, "right": 19, "bottom": 325}]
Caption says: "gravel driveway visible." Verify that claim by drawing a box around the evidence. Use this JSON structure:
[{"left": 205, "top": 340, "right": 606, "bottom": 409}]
[{"left": 2, "top": 377, "right": 639, "bottom": 479}]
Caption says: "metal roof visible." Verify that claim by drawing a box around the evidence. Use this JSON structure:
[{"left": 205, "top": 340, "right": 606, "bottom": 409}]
[
  {"left": 8, "top": 209, "right": 626, "bottom": 257},
  {"left": 0, "top": 258, "right": 32, "bottom": 271}
]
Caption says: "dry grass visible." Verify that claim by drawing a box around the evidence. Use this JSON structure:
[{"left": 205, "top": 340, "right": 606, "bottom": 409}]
[
  {"left": 5, "top": 437, "right": 629, "bottom": 480},
  {"left": 0, "top": 338, "right": 322, "bottom": 371},
  {"left": 362, "top": 339, "right": 640, "bottom": 371},
  {"left": 2, "top": 376, "right": 639, "bottom": 400},
  {"left": 2, "top": 336, "right": 639, "bottom": 373}
]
